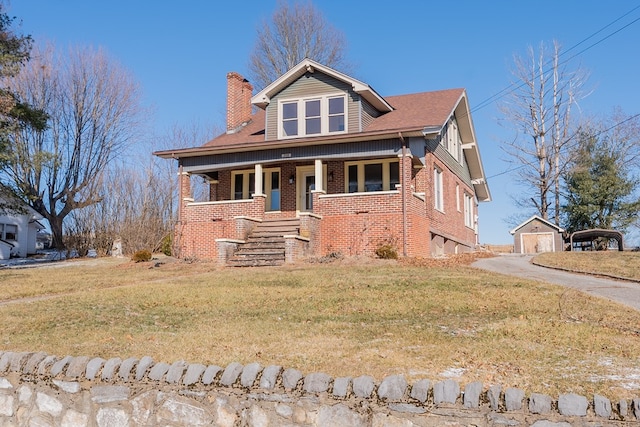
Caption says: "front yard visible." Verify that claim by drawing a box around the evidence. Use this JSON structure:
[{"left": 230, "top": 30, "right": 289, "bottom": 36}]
[{"left": 0, "top": 253, "right": 639, "bottom": 401}]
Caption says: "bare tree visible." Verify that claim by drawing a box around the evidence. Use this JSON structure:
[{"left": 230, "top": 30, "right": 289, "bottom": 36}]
[
  {"left": 499, "top": 40, "right": 589, "bottom": 225},
  {"left": 65, "top": 159, "right": 174, "bottom": 256},
  {"left": 65, "top": 121, "right": 220, "bottom": 256},
  {"left": 0, "top": 43, "right": 143, "bottom": 249},
  {"left": 248, "top": 1, "right": 350, "bottom": 89}
]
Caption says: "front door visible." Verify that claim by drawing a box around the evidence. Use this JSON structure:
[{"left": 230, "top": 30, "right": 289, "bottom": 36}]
[{"left": 299, "top": 170, "right": 315, "bottom": 212}]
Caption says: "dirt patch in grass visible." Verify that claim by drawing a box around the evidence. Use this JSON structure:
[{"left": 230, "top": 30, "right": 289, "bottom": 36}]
[{"left": 0, "top": 252, "right": 639, "bottom": 401}]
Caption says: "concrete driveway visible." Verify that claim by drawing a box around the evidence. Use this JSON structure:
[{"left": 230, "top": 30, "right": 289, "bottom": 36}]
[{"left": 472, "top": 254, "right": 640, "bottom": 312}]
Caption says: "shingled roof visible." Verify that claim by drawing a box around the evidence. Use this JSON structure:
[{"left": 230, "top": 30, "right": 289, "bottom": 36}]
[{"left": 165, "top": 88, "right": 465, "bottom": 153}]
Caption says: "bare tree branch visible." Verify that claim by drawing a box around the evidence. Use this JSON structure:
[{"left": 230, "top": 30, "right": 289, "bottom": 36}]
[
  {"left": 499, "top": 40, "right": 590, "bottom": 225},
  {"left": 1, "top": 43, "right": 144, "bottom": 249},
  {"left": 248, "top": 1, "right": 350, "bottom": 89}
]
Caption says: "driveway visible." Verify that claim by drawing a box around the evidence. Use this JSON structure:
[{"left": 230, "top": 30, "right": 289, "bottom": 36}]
[{"left": 472, "top": 254, "right": 640, "bottom": 312}]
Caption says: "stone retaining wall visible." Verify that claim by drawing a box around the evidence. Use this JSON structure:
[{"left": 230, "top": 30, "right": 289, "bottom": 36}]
[{"left": 0, "top": 350, "right": 637, "bottom": 426}]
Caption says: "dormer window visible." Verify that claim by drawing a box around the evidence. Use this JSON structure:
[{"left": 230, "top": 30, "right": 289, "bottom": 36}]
[
  {"left": 282, "top": 102, "right": 298, "bottom": 136},
  {"left": 278, "top": 94, "right": 346, "bottom": 139}
]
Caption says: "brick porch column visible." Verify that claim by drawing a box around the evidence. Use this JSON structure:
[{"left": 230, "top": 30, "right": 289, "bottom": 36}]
[{"left": 178, "top": 169, "right": 192, "bottom": 223}]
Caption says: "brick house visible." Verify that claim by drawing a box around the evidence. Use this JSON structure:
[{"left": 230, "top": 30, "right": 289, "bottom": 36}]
[{"left": 154, "top": 59, "right": 491, "bottom": 265}]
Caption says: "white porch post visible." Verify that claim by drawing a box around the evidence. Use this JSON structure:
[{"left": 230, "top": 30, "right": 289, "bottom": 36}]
[
  {"left": 314, "top": 159, "right": 323, "bottom": 192},
  {"left": 254, "top": 163, "right": 264, "bottom": 196}
]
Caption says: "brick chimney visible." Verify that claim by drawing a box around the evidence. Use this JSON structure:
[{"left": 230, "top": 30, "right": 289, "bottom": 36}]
[{"left": 226, "top": 72, "right": 253, "bottom": 133}]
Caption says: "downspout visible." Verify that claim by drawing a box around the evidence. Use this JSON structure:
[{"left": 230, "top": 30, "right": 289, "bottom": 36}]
[
  {"left": 177, "top": 163, "right": 184, "bottom": 225},
  {"left": 399, "top": 132, "right": 408, "bottom": 257}
]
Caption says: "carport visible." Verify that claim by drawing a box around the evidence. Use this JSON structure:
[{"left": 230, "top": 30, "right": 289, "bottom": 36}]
[{"left": 569, "top": 229, "right": 624, "bottom": 251}]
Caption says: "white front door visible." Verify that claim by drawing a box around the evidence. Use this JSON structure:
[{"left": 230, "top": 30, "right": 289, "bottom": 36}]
[{"left": 299, "top": 169, "right": 315, "bottom": 212}]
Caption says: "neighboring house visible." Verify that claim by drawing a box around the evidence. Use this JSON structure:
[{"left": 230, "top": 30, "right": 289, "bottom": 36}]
[
  {"left": 155, "top": 58, "right": 491, "bottom": 265},
  {"left": 0, "top": 201, "right": 46, "bottom": 260},
  {"left": 510, "top": 215, "right": 565, "bottom": 254}
]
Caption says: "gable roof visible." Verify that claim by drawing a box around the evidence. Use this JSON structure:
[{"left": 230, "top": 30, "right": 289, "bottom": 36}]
[
  {"left": 0, "top": 196, "right": 44, "bottom": 221},
  {"left": 153, "top": 61, "right": 490, "bottom": 200},
  {"left": 252, "top": 58, "right": 393, "bottom": 113},
  {"left": 510, "top": 215, "right": 565, "bottom": 235}
]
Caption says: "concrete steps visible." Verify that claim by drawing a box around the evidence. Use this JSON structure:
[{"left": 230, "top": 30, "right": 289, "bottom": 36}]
[{"left": 227, "top": 218, "right": 300, "bottom": 267}]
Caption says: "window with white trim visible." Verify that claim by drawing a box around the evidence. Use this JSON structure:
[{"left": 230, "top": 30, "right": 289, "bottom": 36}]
[
  {"left": 345, "top": 159, "right": 399, "bottom": 193},
  {"left": 231, "top": 168, "right": 281, "bottom": 211},
  {"left": 0, "top": 223, "right": 17, "bottom": 241},
  {"left": 434, "top": 167, "right": 443, "bottom": 212},
  {"left": 464, "top": 193, "right": 474, "bottom": 228},
  {"left": 279, "top": 94, "right": 346, "bottom": 138}
]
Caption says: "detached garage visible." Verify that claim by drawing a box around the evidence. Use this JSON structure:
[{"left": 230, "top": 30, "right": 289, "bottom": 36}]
[{"left": 510, "top": 215, "right": 565, "bottom": 254}]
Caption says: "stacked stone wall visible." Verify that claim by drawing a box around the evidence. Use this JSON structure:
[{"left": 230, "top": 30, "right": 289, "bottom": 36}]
[{"left": 0, "top": 350, "right": 637, "bottom": 426}]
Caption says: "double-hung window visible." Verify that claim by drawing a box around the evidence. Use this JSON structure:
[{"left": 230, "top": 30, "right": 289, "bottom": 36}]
[
  {"left": 282, "top": 102, "right": 298, "bottom": 137},
  {"left": 279, "top": 94, "right": 346, "bottom": 138},
  {"left": 434, "top": 167, "right": 444, "bottom": 212},
  {"left": 231, "top": 169, "right": 281, "bottom": 211},
  {"left": 328, "top": 96, "right": 345, "bottom": 132},
  {"left": 464, "top": 193, "right": 474, "bottom": 228},
  {"left": 0, "top": 223, "right": 17, "bottom": 241},
  {"left": 345, "top": 159, "right": 399, "bottom": 193}
]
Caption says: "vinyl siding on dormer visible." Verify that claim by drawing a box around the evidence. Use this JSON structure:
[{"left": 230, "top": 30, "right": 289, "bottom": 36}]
[
  {"left": 361, "top": 98, "right": 382, "bottom": 131},
  {"left": 265, "top": 72, "right": 361, "bottom": 141}
]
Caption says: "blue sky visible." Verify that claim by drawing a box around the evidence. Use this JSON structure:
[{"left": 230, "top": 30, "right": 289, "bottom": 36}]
[{"left": 10, "top": 1, "right": 640, "bottom": 245}]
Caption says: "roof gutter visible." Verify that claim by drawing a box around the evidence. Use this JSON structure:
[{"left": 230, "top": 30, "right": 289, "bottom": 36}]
[{"left": 154, "top": 129, "right": 426, "bottom": 159}]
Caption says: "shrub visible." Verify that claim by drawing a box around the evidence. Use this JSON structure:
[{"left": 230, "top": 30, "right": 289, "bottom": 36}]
[
  {"left": 131, "top": 249, "right": 152, "bottom": 263},
  {"left": 375, "top": 244, "right": 398, "bottom": 260},
  {"left": 160, "top": 234, "right": 172, "bottom": 256}
]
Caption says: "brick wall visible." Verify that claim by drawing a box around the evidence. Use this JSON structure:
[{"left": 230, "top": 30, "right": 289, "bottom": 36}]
[
  {"left": 176, "top": 156, "right": 480, "bottom": 261},
  {"left": 422, "top": 156, "right": 478, "bottom": 254},
  {"left": 177, "top": 197, "right": 265, "bottom": 260}
]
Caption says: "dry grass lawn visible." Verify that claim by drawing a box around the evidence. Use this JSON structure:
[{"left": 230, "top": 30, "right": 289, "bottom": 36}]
[
  {"left": 1, "top": 253, "right": 640, "bottom": 401},
  {"left": 533, "top": 250, "right": 640, "bottom": 281}
]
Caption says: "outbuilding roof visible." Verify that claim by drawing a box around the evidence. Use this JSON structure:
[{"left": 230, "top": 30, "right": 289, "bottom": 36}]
[{"left": 510, "top": 215, "right": 565, "bottom": 235}]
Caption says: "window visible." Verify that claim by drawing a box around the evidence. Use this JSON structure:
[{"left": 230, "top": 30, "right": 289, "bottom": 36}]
[
  {"left": 456, "top": 184, "right": 461, "bottom": 211},
  {"left": 434, "top": 167, "right": 443, "bottom": 211},
  {"left": 345, "top": 159, "right": 400, "bottom": 193},
  {"left": 464, "top": 193, "right": 474, "bottom": 228},
  {"left": 282, "top": 102, "right": 298, "bottom": 136},
  {"left": 305, "top": 99, "right": 321, "bottom": 135},
  {"left": 232, "top": 171, "right": 255, "bottom": 200},
  {"left": 0, "top": 223, "right": 17, "bottom": 241},
  {"left": 231, "top": 168, "right": 281, "bottom": 211},
  {"left": 328, "top": 96, "right": 345, "bottom": 132},
  {"left": 279, "top": 94, "right": 346, "bottom": 138}
]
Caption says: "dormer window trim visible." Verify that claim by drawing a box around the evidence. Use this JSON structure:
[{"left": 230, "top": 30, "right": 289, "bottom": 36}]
[{"left": 278, "top": 93, "right": 347, "bottom": 139}]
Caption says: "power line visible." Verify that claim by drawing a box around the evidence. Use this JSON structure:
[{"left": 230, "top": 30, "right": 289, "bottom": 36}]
[
  {"left": 486, "top": 112, "right": 640, "bottom": 180},
  {"left": 471, "top": 5, "right": 640, "bottom": 114}
]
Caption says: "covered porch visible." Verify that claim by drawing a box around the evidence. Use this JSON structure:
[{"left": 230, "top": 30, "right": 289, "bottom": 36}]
[{"left": 175, "top": 146, "right": 428, "bottom": 262}]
